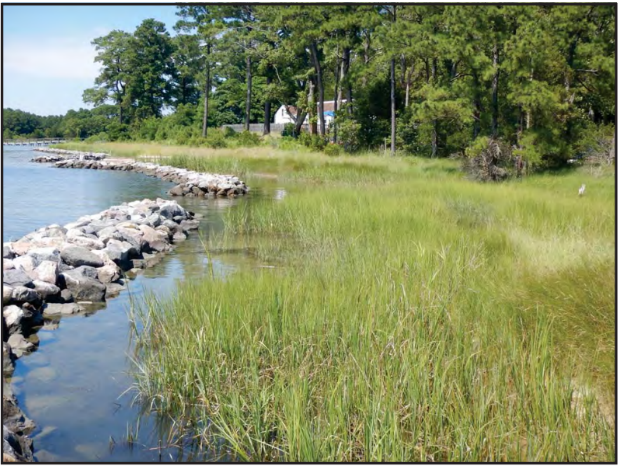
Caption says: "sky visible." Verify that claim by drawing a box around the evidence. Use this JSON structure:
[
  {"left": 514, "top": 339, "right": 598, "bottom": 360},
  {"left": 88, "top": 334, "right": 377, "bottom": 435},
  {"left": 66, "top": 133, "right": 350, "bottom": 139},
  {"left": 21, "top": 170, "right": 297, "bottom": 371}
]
[{"left": 3, "top": 5, "right": 180, "bottom": 115}]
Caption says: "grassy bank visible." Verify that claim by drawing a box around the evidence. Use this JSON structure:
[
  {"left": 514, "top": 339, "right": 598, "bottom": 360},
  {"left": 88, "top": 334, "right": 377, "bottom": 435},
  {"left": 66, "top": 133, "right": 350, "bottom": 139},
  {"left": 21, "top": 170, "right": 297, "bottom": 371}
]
[{"left": 86, "top": 142, "right": 614, "bottom": 461}]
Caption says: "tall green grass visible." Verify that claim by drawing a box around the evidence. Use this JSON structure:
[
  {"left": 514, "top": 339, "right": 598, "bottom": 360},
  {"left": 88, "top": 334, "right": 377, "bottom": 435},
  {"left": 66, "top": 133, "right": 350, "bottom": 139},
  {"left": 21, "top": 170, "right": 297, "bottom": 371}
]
[{"left": 119, "top": 144, "right": 615, "bottom": 461}]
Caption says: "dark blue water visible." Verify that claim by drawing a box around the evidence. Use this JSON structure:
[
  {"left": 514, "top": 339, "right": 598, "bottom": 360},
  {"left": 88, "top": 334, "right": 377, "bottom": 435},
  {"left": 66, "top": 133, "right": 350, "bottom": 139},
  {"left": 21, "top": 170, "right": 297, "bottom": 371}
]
[{"left": 2, "top": 147, "right": 270, "bottom": 462}]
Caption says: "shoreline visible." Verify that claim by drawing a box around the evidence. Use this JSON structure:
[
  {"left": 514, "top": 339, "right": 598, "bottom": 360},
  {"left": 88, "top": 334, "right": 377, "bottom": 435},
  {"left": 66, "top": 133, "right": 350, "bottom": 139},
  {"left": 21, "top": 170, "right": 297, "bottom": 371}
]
[{"left": 2, "top": 151, "right": 250, "bottom": 461}]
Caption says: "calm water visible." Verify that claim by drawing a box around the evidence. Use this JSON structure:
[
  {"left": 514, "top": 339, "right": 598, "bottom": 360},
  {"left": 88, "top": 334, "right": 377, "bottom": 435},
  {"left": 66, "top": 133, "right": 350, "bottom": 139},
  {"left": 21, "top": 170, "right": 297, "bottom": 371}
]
[{"left": 2, "top": 147, "right": 274, "bottom": 462}]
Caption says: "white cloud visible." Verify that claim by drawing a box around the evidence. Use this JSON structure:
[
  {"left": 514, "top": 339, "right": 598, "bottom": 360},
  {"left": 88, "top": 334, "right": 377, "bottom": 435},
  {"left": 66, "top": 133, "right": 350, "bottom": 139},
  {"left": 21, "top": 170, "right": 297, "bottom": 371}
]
[{"left": 4, "top": 36, "right": 101, "bottom": 80}]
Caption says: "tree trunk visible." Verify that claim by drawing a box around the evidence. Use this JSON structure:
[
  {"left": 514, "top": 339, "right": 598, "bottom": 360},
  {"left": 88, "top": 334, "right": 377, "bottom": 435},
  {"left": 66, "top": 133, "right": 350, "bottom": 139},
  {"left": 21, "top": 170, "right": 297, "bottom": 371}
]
[
  {"left": 119, "top": 102, "right": 123, "bottom": 125},
  {"left": 472, "top": 71, "right": 481, "bottom": 139},
  {"left": 245, "top": 54, "right": 252, "bottom": 132},
  {"left": 310, "top": 41, "right": 325, "bottom": 137},
  {"left": 264, "top": 73, "right": 272, "bottom": 135},
  {"left": 362, "top": 32, "right": 370, "bottom": 87},
  {"left": 431, "top": 58, "right": 437, "bottom": 157},
  {"left": 391, "top": 57, "right": 396, "bottom": 156},
  {"left": 345, "top": 54, "right": 353, "bottom": 115},
  {"left": 202, "top": 47, "right": 211, "bottom": 138},
  {"left": 308, "top": 78, "right": 317, "bottom": 135},
  {"left": 491, "top": 43, "right": 499, "bottom": 138},
  {"left": 405, "top": 63, "right": 414, "bottom": 108},
  {"left": 390, "top": 5, "right": 397, "bottom": 156},
  {"left": 333, "top": 46, "right": 340, "bottom": 143},
  {"left": 294, "top": 110, "right": 307, "bottom": 136}
]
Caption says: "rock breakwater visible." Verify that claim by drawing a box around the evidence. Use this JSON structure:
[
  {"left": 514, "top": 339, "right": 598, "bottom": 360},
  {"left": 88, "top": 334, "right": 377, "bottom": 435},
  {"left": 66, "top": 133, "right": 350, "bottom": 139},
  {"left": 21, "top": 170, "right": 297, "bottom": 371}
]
[
  {"left": 2, "top": 198, "right": 201, "bottom": 461},
  {"left": 32, "top": 149, "right": 249, "bottom": 198},
  {"left": 32, "top": 147, "right": 107, "bottom": 163}
]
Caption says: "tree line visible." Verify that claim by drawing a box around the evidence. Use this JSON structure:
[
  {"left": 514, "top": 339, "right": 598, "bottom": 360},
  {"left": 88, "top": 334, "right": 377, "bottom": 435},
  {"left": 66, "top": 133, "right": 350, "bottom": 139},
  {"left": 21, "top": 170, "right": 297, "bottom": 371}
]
[{"left": 4, "top": 5, "right": 615, "bottom": 167}]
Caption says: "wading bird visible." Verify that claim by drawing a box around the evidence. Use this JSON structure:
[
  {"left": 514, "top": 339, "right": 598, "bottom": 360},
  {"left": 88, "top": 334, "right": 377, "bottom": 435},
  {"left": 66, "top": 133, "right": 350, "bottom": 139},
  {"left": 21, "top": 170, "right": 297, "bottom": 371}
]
[{"left": 578, "top": 184, "right": 586, "bottom": 196}]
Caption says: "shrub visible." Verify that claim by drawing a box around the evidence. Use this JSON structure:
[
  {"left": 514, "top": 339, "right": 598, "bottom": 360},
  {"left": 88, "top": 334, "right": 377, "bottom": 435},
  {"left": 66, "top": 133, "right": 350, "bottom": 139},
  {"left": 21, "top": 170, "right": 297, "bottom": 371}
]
[
  {"left": 324, "top": 142, "right": 344, "bottom": 156},
  {"left": 299, "top": 132, "right": 326, "bottom": 151},
  {"left": 203, "top": 130, "right": 228, "bottom": 149},
  {"left": 463, "top": 137, "right": 517, "bottom": 182},
  {"left": 236, "top": 130, "right": 262, "bottom": 147},
  {"left": 281, "top": 123, "right": 296, "bottom": 138},
  {"left": 338, "top": 118, "right": 362, "bottom": 153},
  {"left": 223, "top": 126, "right": 237, "bottom": 138}
]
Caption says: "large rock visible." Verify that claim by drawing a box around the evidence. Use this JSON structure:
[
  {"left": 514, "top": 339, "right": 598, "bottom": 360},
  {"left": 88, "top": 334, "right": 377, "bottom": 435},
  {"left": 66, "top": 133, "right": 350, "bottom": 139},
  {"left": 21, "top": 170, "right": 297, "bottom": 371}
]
[
  {"left": 3, "top": 306, "right": 24, "bottom": 334},
  {"left": 97, "top": 227, "right": 124, "bottom": 244},
  {"left": 59, "top": 266, "right": 106, "bottom": 302},
  {"left": 159, "top": 202, "right": 185, "bottom": 220},
  {"left": 32, "top": 260, "right": 59, "bottom": 285},
  {"left": 10, "top": 287, "right": 41, "bottom": 307},
  {"left": 12, "top": 255, "right": 39, "bottom": 274},
  {"left": 10, "top": 240, "right": 35, "bottom": 256},
  {"left": 28, "top": 247, "right": 61, "bottom": 264},
  {"left": 32, "top": 280, "right": 61, "bottom": 300},
  {"left": 7, "top": 333, "right": 35, "bottom": 358},
  {"left": 146, "top": 213, "right": 162, "bottom": 228},
  {"left": 2, "top": 269, "right": 33, "bottom": 288},
  {"left": 3, "top": 342, "right": 15, "bottom": 376},
  {"left": 60, "top": 246, "right": 104, "bottom": 268},
  {"left": 3, "top": 259, "right": 15, "bottom": 271},
  {"left": 139, "top": 225, "right": 170, "bottom": 252},
  {"left": 180, "top": 219, "right": 200, "bottom": 231},
  {"left": 2, "top": 244, "right": 14, "bottom": 259},
  {"left": 42, "top": 303, "right": 83, "bottom": 316},
  {"left": 2, "top": 286, "right": 13, "bottom": 306},
  {"left": 97, "top": 264, "right": 120, "bottom": 284},
  {"left": 3, "top": 394, "right": 35, "bottom": 461},
  {"left": 67, "top": 235, "right": 105, "bottom": 250}
]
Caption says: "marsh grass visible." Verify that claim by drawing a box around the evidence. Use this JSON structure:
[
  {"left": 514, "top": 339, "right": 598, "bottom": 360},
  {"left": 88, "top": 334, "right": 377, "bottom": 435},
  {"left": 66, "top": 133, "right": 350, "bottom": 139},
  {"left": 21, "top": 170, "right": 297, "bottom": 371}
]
[{"left": 107, "top": 142, "right": 617, "bottom": 461}]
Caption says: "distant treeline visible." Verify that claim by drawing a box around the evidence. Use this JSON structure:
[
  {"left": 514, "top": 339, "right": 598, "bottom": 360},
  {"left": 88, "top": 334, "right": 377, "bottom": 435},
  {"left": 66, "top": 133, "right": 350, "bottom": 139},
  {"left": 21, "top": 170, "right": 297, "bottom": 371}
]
[{"left": 5, "top": 5, "right": 616, "bottom": 167}]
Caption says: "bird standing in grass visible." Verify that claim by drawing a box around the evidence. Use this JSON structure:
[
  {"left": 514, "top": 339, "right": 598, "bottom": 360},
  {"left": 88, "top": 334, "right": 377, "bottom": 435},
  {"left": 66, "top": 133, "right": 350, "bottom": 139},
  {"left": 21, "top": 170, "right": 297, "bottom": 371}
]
[{"left": 578, "top": 184, "right": 586, "bottom": 196}]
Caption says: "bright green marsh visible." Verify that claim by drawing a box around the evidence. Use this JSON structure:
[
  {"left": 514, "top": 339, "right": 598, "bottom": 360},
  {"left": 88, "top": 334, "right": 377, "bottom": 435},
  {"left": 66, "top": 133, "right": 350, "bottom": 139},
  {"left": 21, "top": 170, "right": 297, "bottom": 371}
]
[{"left": 68, "top": 143, "right": 614, "bottom": 461}]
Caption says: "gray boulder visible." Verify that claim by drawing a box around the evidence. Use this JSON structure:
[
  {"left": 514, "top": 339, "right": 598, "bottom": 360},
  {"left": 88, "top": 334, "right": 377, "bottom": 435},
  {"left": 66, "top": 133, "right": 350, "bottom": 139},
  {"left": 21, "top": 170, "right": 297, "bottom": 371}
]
[
  {"left": 173, "top": 231, "right": 187, "bottom": 242},
  {"left": 3, "top": 342, "right": 15, "bottom": 376},
  {"left": 159, "top": 202, "right": 185, "bottom": 219},
  {"left": 11, "top": 286, "right": 42, "bottom": 307},
  {"left": 60, "top": 246, "right": 104, "bottom": 268},
  {"left": 12, "top": 255, "right": 39, "bottom": 274},
  {"left": 97, "top": 226, "right": 124, "bottom": 243},
  {"left": 28, "top": 247, "right": 61, "bottom": 264},
  {"left": 2, "top": 286, "right": 13, "bottom": 306},
  {"left": 180, "top": 219, "right": 200, "bottom": 231},
  {"left": 42, "top": 303, "right": 83, "bottom": 316},
  {"left": 3, "top": 306, "right": 24, "bottom": 334},
  {"left": 32, "top": 260, "right": 59, "bottom": 284},
  {"left": 97, "top": 264, "right": 120, "bottom": 284},
  {"left": 7, "top": 333, "right": 35, "bottom": 358},
  {"left": 59, "top": 266, "right": 106, "bottom": 302},
  {"left": 32, "top": 280, "right": 61, "bottom": 300},
  {"left": 59, "top": 289, "right": 74, "bottom": 303},
  {"left": 2, "top": 269, "right": 34, "bottom": 288},
  {"left": 2, "top": 244, "right": 14, "bottom": 259},
  {"left": 146, "top": 213, "right": 162, "bottom": 228}
]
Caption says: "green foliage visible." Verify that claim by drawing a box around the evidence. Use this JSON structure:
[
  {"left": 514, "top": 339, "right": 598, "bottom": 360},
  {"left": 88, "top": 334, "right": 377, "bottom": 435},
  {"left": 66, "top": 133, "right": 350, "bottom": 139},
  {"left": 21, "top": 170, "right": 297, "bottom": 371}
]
[
  {"left": 5, "top": 4, "right": 615, "bottom": 174},
  {"left": 281, "top": 123, "right": 296, "bottom": 138},
  {"left": 235, "top": 130, "right": 262, "bottom": 147},
  {"left": 223, "top": 126, "right": 237, "bottom": 138},
  {"left": 203, "top": 129, "right": 228, "bottom": 148},
  {"left": 323, "top": 142, "right": 343, "bottom": 156},
  {"left": 299, "top": 132, "right": 327, "bottom": 151}
]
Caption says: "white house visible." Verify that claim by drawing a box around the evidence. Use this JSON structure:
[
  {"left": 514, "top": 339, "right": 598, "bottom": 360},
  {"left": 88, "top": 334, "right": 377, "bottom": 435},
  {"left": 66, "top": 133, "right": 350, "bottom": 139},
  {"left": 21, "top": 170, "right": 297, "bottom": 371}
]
[{"left": 274, "top": 100, "right": 350, "bottom": 126}]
